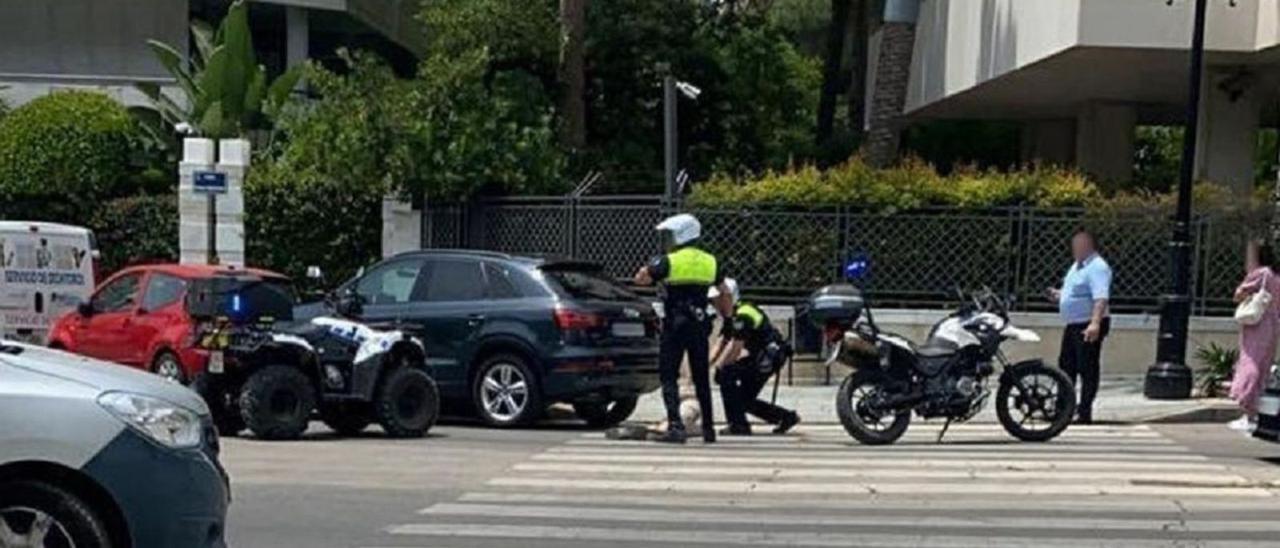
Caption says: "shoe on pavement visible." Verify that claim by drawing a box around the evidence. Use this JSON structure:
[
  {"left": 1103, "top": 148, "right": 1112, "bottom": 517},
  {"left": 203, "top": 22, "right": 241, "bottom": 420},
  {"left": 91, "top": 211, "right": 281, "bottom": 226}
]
[
  {"left": 702, "top": 427, "right": 717, "bottom": 444},
  {"left": 719, "top": 425, "right": 752, "bottom": 436},
  {"left": 773, "top": 413, "right": 800, "bottom": 435},
  {"left": 1227, "top": 415, "right": 1256, "bottom": 433},
  {"left": 649, "top": 429, "right": 687, "bottom": 444}
]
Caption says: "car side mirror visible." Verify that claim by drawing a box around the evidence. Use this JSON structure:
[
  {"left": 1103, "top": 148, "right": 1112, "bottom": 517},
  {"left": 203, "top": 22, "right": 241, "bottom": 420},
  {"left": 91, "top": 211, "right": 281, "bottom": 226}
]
[{"left": 77, "top": 301, "right": 95, "bottom": 317}]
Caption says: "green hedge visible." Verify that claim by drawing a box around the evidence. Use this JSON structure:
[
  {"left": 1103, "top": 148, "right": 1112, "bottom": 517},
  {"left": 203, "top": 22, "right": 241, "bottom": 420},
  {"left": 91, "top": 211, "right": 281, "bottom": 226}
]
[
  {"left": 244, "top": 161, "right": 382, "bottom": 286},
  {"left": 691, "top": 158, "right": 1100, "bottom": 210},
  {"left": 0, "top": 91, "right": 136, "bottom": 201}
]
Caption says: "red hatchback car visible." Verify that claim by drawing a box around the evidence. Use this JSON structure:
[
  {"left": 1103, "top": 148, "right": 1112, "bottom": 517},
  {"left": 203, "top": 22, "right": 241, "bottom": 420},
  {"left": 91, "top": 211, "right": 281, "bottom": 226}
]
[{"left": 48, "top": 264, "right": 290, "bottom": 383}]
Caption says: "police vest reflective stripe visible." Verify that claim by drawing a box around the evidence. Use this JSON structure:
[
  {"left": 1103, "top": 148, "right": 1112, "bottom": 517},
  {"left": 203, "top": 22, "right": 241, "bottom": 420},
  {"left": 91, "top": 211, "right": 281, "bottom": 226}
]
[
  {"left": 666, "top": 247, "right": 717, "bottom": 286},
  {"left": 736, "top": 302, "right": 765, "bottom": 329}
]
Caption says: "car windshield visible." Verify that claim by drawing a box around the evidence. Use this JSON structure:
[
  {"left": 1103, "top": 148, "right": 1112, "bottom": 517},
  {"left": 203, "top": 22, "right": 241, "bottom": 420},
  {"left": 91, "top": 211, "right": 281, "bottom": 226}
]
[
  {"left": 187, "top": 276, "right": 298, "bottom": 322},
  {"left": 543, "top": 268, "right": 635, "bottom": 301}
]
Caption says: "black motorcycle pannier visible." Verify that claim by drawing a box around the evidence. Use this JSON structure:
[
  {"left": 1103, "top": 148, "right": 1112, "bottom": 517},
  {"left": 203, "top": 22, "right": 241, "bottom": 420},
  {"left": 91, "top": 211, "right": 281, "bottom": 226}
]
[{"left": 804, "top": 284, "right": 864, "bottom": 325}]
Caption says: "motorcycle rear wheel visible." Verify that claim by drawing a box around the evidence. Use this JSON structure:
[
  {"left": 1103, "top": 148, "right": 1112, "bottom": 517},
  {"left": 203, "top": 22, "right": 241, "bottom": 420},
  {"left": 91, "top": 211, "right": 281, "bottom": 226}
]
[
  {"left": 836, "top": 370, "right": 911, "bottom": 445},
  {"left": 996, "top": 365, "right": 1076, "bottom": 442}
]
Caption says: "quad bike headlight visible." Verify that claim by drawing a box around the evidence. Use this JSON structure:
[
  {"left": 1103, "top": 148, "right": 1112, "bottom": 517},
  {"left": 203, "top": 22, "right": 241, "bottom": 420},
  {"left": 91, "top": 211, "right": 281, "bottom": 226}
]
[{"left": 98, "top": 392, "right": 203, "bottom": 449}]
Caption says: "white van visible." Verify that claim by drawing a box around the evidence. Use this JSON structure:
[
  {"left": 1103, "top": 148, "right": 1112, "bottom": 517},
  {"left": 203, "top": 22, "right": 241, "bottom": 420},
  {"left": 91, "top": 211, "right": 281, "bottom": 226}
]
[{"left": 0, "top": 221, "right": 97, "bottom": 343}]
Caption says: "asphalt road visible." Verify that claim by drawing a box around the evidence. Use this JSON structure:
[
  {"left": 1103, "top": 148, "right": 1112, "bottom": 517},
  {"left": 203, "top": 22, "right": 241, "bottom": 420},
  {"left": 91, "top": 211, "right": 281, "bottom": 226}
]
[{"left": 222, "top": 419, "right": 1280, "bottom": 548}]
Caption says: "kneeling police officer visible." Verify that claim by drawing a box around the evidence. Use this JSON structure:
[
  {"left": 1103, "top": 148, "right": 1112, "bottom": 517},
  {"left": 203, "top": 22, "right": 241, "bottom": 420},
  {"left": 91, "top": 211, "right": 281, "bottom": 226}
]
[
  {"left": 711, "top": 279, "right": 800, "bottom": 436},
  {"left": 634, "top": 213, "right": 732, "bottom": 444}
]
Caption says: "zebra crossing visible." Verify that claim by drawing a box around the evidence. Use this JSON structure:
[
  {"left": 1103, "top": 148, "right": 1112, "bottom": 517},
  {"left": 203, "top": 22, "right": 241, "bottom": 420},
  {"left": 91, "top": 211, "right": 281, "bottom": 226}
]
[{"left": 367, "top": 423, "right": 1280, "bottom": 547}]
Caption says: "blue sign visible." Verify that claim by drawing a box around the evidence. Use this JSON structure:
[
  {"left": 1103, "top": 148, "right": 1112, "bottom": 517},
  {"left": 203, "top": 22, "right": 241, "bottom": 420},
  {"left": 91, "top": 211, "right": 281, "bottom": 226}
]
[{"left": 193, "top": 171, "right": 228, "bottom": 194}]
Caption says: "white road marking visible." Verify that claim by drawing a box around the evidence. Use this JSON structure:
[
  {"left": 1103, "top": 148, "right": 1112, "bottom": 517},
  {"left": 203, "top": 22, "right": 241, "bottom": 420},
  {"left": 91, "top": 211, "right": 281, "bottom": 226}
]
[{"left": 530, "top": 451, "right": 1228, "bottom": 470}]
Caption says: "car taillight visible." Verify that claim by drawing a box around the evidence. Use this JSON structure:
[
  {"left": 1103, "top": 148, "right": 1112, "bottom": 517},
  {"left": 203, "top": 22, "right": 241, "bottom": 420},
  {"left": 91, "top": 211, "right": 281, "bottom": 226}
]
[{"left": 554, "top": 308, "right": 605, "bottom": 331}]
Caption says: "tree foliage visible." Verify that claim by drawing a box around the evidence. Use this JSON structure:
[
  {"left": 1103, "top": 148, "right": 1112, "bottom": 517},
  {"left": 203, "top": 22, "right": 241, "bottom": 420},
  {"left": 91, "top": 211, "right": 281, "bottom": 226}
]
[{"left": 261, "top": 50, "right": 564, "bottom": 199}]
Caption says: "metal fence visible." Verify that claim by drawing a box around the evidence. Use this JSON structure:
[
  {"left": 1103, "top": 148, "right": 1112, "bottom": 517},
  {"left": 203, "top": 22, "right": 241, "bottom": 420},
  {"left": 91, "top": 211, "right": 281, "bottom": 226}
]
[{"left": 424, "top": 195, "right": 1263, "bottom": 315}]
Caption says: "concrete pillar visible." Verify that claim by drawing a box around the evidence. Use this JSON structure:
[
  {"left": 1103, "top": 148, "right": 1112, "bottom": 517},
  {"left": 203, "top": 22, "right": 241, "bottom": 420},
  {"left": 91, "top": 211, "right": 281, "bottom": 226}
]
[
  {"left": 178, "top": 138, "right": 247, "bottom": 267},
  {"left": 1075, "top": 102, "right": 1136, "bottom": 186},
  {"left": 285, "top": 6, "right": 309, "bottom": 67},
  {"left": 381, "top": 195, "right": 421, "bottom": 258},
  {"left": 1194, "top": 68, "right": 1261, "bottom": 192},
  {"left": 1020, "top": 119, "right": 1076, "bottom": 166}
]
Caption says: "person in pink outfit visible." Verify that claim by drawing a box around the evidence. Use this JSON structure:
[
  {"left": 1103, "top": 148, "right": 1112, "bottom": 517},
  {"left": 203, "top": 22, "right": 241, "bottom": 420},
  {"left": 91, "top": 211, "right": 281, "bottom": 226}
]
[{"left": 1229, "top": 240, "right": 1280, "bottom": 432}]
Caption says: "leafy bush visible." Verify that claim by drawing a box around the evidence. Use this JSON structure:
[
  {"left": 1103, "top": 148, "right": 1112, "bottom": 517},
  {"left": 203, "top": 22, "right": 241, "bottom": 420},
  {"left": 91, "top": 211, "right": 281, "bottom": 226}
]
[
  {"left": 1194, "top": 342, "right": 1238, "bottom": 397},
  {"left": 0, "top": 91, "right": 136, "bottom": 201},
  {"left": 691, "top": 158, "right": 1099, "bottom": 211},
  {"left": 267, "top": 51, "right": 564, "bottom": 200},
  {"left": 243, "top": 162, "right": 382, "bottom": 285},
  {"left": 89, "top": 195, "right": 179, "bottom": 273}
]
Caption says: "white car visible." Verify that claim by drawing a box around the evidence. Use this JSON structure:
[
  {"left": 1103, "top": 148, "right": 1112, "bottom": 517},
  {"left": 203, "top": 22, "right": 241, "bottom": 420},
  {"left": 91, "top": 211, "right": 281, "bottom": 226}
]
[{"left": 0, "top": 340, "right": 228, "bottom": 547}]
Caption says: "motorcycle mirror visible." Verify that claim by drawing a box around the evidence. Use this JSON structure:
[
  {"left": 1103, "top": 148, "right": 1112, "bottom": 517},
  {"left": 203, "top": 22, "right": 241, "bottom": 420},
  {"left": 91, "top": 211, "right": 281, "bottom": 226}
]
[{"left": 843, "top": 254, "right": 871, "bottom": 281}]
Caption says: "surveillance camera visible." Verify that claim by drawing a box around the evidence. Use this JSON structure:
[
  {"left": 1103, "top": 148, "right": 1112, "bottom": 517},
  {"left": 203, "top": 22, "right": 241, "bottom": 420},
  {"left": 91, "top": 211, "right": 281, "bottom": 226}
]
[
  {"left": 174, "top": 122, "right": 195, "bottom": 135},
  {"left": 676, "top": 81, "right": 702, "bottom": 100}
]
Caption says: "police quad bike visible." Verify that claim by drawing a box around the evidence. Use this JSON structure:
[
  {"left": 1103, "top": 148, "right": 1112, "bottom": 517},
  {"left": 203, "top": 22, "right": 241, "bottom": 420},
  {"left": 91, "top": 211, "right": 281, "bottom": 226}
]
[
  {"left": 808, "top": 257, "right": 1077, "bottom": 445},
  {"left": 188, "top": 272, "right": 441, "bottom": 440}
]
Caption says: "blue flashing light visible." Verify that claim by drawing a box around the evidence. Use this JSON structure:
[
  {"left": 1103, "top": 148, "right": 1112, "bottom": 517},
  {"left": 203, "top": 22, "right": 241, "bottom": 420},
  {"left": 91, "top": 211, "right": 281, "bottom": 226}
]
[{"left": 231, "top": 293, "right": 243, "bottom": 314}]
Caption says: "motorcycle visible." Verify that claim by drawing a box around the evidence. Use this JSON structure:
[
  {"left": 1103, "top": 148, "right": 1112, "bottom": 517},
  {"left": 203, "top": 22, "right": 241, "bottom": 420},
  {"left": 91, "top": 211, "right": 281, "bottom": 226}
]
[{"left": 809, "top": 258, "right": 1077, "bottom": 445}]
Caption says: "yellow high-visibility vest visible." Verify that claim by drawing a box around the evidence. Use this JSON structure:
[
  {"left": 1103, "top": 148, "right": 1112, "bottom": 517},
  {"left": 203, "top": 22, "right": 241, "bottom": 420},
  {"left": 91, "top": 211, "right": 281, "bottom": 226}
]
[{"left": 666, "top": 247, "right": 717, "bottom": 286}]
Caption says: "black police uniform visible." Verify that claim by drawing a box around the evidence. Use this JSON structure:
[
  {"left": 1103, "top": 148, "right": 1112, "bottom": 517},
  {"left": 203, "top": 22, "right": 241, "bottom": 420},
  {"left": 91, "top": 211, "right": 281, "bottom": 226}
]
[
  {"left": 717, "top": 302, "right": 796, "bottom": 433},
  {"left": 647, "top": 245, "right": 723, "bottom": 442}
]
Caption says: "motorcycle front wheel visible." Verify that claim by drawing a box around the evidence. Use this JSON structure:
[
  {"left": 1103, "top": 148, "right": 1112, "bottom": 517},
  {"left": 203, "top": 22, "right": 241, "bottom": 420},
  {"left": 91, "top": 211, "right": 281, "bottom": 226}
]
[
  {"left": 996, "top": 364, "right": 1077, "bottom": 442},
  {"left": 836, "top": 370, "right": 911, "bottom": 445}
]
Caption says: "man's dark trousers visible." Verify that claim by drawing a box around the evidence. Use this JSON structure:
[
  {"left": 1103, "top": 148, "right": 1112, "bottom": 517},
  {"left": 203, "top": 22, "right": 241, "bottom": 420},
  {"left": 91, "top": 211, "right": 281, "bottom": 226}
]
[
  {"left": 659, "top": 311, "right": 713, "bottom": 435},
  {"left": 1058, "top": 317, "right": 1111, "bottom": 421},
  {"left": 719, "top": 358, "right": 791, "bottom": 428}
]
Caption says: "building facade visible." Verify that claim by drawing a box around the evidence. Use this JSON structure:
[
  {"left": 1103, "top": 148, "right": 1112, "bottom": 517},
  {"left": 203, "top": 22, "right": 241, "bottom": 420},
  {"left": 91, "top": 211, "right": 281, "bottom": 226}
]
[
  {"left": 898, "top": 0, "right": 1280, "bottom": 189},
  {"left": 0, "top": 0, "right": 420, "bottom": 108}
]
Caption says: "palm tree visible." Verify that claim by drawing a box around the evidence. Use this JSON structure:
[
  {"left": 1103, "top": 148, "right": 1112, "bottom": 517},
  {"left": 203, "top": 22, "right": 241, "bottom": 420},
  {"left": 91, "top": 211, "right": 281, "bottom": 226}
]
[
  {"left": 558, "top": 0, "right": 588, "bottom": 150},
  {"left": 864, "top": 0, "right": 918, "bottom": 167}
]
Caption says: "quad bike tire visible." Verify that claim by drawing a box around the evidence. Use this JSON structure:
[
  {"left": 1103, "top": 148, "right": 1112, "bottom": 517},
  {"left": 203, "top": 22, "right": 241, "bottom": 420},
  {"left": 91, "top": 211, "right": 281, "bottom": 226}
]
[
  {"left": 836, "top": 370, "right": 911, "bottom": 446},
  {"left": 996, "top": 364, "right": 1077, "bottom": 442},
  {"left": 190, "top": 373, "right": 245, "bottom": 437},
  {"left": 238, "top": 365, "right": 316, "bottom": 441},
  {"left": 375, "top": 367, "right": 441, "bottom": 438},
  {"left": 573, "top": 395, "right": 640, "bottom": 428},
  {"left": 319, "top": 402, "right": 374, "bottom": 436}
]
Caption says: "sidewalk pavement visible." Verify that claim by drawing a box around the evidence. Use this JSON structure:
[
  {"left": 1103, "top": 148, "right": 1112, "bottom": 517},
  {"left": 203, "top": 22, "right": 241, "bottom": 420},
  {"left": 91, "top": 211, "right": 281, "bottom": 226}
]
[{"left": 628, "top": 376, "right": 1238, "bottom": 426}]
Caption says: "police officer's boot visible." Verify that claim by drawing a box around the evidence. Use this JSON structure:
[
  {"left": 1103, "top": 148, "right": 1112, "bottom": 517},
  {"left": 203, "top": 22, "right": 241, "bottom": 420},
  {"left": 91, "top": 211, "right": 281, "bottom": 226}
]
[
  {"left": 650, "top": 425, "right": 687, "bottom": 444},
  {"left": 702, "top": 423, "right": 716, "bottom": 444}
]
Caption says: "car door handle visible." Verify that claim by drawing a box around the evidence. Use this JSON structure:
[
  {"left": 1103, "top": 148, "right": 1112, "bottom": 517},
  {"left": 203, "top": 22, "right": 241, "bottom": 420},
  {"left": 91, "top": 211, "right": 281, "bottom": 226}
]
[{"left": 466, "top": 314, "right": 486, "bottom": 326}]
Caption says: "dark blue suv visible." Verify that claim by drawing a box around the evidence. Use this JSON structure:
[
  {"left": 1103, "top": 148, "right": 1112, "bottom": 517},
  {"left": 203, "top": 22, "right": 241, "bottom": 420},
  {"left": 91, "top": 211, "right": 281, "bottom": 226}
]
[{"left": 322, "top": 250, "right": 660, "bottom": 427}]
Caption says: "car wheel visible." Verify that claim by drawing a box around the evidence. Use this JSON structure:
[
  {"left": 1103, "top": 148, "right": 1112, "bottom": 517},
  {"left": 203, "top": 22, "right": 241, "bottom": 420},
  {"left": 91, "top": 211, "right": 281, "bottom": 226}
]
[
  {"left": 190, "top": 373, "right": 244, "bottom": 437},
  {"left": 573, "top": 395, "right": 640, "bottom": 428},
  {"left": 319, "top": 402, "right": 374, "bottom": 437},
  {"left": 151, "top": 351, "right": 186, "bottom": 384},
  {"left": 238, "top": 365, "right": 316, "bottom": 441},
  {"left": 473, "top": 354, "right": 543, "bottom": 427},
  {"left": 0, "top": 480, "right": 113, "bottom": 548},
  {"left": 375, "top": 367, "right": 441, "bottom": 438}
]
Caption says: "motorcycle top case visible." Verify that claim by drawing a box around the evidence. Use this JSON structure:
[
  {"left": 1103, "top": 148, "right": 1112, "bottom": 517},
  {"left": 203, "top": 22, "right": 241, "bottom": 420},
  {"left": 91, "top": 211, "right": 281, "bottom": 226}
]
[{"left": 804, "top": 284, "right": 864, "bottom": 325}]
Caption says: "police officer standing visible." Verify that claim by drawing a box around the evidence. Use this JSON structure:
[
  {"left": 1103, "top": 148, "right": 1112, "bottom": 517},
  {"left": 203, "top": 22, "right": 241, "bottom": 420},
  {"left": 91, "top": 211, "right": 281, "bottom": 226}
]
[
  {"left": 634, "top": 214, "right": 731, "bottom": 444},
  {"left": 711, "top": 279, "right": 800, "bottom": 436}
]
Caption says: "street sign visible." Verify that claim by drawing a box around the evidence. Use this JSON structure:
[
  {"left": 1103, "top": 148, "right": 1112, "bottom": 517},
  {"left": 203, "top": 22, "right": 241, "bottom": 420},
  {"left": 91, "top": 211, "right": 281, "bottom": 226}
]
[{"left": 193, "top": 171, "right": 228, "bottom": 194}]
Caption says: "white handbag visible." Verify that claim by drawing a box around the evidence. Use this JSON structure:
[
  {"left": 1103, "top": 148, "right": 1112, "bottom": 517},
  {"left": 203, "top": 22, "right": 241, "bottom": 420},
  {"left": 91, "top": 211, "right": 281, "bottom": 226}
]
[{"left": 1235, "top": 271, "right": 1272, "bottom": 326}]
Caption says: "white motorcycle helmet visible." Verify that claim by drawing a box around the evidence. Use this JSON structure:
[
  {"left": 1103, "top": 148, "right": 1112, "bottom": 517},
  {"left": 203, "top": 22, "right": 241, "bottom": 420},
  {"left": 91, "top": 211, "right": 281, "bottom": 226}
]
[
  {"left": 655, "top": 214, "right": 702, "bottom": 246},
  {"left": 708, "top": 277, "right": 740, "bottom": 304}
]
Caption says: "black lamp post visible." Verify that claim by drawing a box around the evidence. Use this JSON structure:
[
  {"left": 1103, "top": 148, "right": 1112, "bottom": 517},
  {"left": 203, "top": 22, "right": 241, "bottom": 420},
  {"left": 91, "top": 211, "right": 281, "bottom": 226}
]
[{"left": 1144, "top": 0, "right": 1209, "bottom": 399}]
